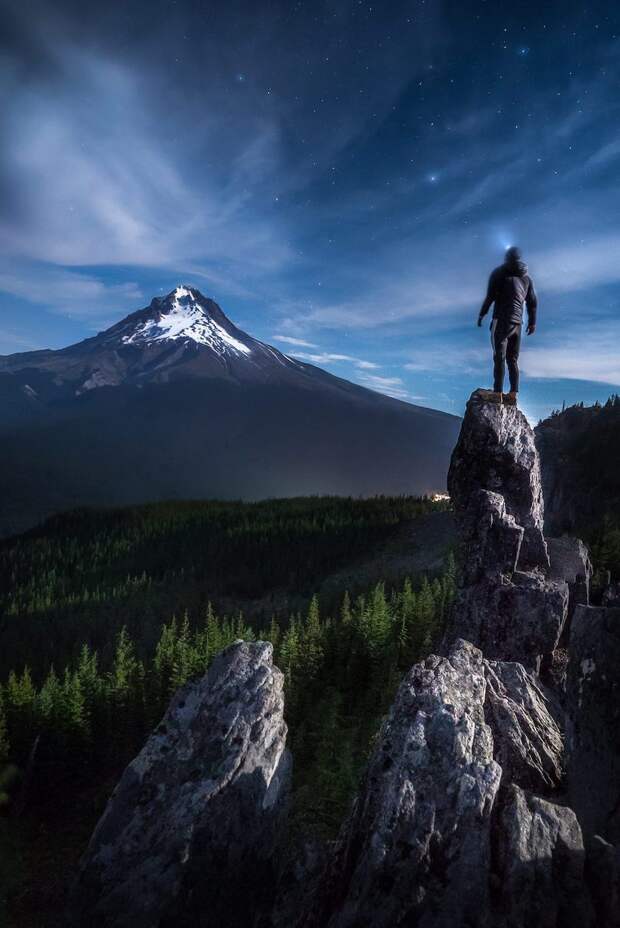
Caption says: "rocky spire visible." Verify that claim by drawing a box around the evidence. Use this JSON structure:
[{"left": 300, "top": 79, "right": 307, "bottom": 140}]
[
  {"left": 448, "top": 389, "right": 549, "bottom": 571},
  {"left": 297, "top": 639, "right": 592, "bottom": 928},
  {"left": 68, "top": 641, "right": 291, "bottom": 928},
  {"left": 443, "top": 389, "right": 569, "bottom": 672}
]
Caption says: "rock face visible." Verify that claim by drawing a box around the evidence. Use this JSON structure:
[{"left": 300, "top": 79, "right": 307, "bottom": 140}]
[
  {"left": 300, "top": 640, "right": 591, "bottom": 928},
  {"left": 444, "top": 391, "right": 569, "bottom": 672},
  {"left": 547, "top": 536, "right": 592, "bottom": 640},
  {"left": 68, "top": 641, "right": 291, "bottom": 928},
  {"left": 301, "top": 640, "right": 502, "bottom": 928},
  {"left": 566, "top": 605, "right": 620, "bottom": 844},
  {"left": 494, "top": 785, "right": 591, "bottom": 928},
  {"left": 451, "top": 570, "right": 568, "bottom": 673},
  {"left": 458, "top": 489, "right": 524, "bottom": 584},
  {"left": 484, "top": 659, "right": 563, "bottom": 793},
  {"left": 448, "top": 390, "right": 549, "bottom": 571}
]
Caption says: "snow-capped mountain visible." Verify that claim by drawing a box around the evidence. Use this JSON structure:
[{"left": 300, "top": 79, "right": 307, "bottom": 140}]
[
  {"left": 0, "top": 287, "right": 460, "bottom": 536},
  {"left": 0, "top": 286, "right": 308, "bottom": 396},
  {"left": 119, "top": 286, "right": 252, "bottom": 354}
]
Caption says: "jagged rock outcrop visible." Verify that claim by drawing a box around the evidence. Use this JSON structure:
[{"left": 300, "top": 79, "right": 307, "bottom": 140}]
[
  {"left": 68, "top": 641, "right": 291, "bottom": 928},
  {"left": 565, "top": 605, "right": 620, "bottom": 844},
  {"left": 444, "top": 390, "right": 570, "bottom": 671},
  {"left": 300, "top": 640, "right": 502, "bottom": 928},
  {"left": 458, "top": 489, "right": 524, "bottom": 584},
  {"left": 484, "top": 659, "right": 563, "bottom": 792},
  {"left": 298, "top": 640, "right": 591, "bottom": 928},
  {"left": 450, "top": 570, "right": 568, "bottom": 673},
  {"left": 547, "top": 536, "right": 592, "bottom": 641},
  {"left": 494, "top": 785, "right": 591, "bottom": 928},
  {"left": 448, "top": 390, "right": 549, "bottom": 571}
]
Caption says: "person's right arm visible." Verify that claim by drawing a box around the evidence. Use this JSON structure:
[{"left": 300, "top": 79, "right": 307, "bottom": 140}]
[
  {"left": 478, "top": 270, "right": 498, "bottom": 326},
  {"left": 525, "top": 277, "right": 538, "bottom": 334}
]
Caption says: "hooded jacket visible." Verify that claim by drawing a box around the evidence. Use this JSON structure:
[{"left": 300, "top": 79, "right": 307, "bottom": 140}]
[{"left": 479, "top": 248, "right": 538, "bottom": 328}]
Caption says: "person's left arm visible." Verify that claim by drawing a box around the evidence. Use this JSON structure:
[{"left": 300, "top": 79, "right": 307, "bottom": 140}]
[{"left": 525, "top": 277, "right": 538, "bottom": 334}]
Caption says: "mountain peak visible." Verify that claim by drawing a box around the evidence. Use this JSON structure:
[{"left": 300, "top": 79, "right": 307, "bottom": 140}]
[{"left": 120, "top": 286, "right": 252, "bottom": 356}]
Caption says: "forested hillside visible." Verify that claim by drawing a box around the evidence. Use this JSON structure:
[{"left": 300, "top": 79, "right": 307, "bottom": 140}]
[
  {"left": 0, "top": 495, "right": 446, "bottom": 680},
  {"left": 0, "top": 495, "right": 455, "bottom": 925},
  {"left": 536, "top": 395, "right": 620, "bottom": 583}
]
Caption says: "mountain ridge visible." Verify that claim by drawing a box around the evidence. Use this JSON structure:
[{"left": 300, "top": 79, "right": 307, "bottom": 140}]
[{"left": 0, "top": 287, "right": 460, "bottom": 536}]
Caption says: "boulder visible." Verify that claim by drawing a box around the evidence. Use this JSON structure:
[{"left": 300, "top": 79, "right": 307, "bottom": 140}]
[
  {"left": 300, "top": 640, "right": 502, "bottom": 928},
  {"left": 566, "top": 606, "right": 620, "bottom": 843},
  {"left": 448, "top": 571, "right": 568, "bottom": 672},
  {"left": 448, "top": 389, "right": 549, "bottom": 571},
  {"left": 68, "top": 641, "right": 291, "bottom": 928},
  {"left": 603, "top": 582, "right": 620, "bottom": 608},
  {"left": 484, "top": 660, "right": 564, "bottom": 792},
  {"left": 547, "top": 536, "right": 592, "bottom": 641},
  {"left": 493, "top": 784, "right": 592, "bottom": 928}
]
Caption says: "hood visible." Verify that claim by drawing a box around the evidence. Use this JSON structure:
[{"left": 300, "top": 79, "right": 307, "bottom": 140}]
[{"left": 504, "top": 246, "right": 528, "bottom": 277}]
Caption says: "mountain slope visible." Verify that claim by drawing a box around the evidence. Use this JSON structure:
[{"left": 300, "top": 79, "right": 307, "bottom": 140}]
[{"left": 0, "top": 287, "right": 460, "bottom": 535}]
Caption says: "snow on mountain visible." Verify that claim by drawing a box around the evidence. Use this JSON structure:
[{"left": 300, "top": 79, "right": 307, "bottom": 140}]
[{"left": 121, "top": 286, "right": 252, "bottom": 356}]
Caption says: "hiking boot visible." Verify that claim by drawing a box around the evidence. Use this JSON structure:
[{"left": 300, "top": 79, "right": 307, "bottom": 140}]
[{"left": 503, "top": 392, "right": 518, "bottom": 406}]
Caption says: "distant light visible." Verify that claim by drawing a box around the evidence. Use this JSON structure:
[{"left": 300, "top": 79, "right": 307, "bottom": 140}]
[{"left": 518, "top": 46, "right": 530, "bottom": 56}]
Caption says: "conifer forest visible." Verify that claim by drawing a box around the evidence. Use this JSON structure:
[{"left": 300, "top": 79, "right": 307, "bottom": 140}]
[{"left": 0, "top": 495, "right": 455, "bottom": 923}]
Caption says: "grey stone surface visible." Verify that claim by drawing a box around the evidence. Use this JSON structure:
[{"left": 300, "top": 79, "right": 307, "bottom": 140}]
[
  {"left": 566, "top": 605, "right": 620, "bottom": 844},
  {"left": 444, "top": 389, "right": 570, "bottom": 671},
  {"left": 484, "top": 659, "right": 564, "bottom": 792},
  {"left": 448, "top": 389, "right": 549, "bottom": 571},
  {"left": 68, "top": 640, "right": 291, "bottom": 928},
  {"left": 547, "top": 536, "right": 592, "bottom": 642},
  {"left": 297, "top": 641, "right": 596, "bottom": 928},
  {"left": 547, "top": 535, "right": 592, "bottom": 589},
  {"left": 300, "top": 640, "right": 502, "bottom": 928},
  {"left": 494, "top": 784, "right": 592, "bottom": 928},
  {"left": 448, "top": 570, "right": 568, "bottom": 672},
  {"left": 459, "top": 488, "right": 524, "bottom": 584}
]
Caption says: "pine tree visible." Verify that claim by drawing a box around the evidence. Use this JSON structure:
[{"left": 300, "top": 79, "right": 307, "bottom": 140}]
[
  {"left": 170, "top": 612, "right": 192, "bottom": 692},
  {"left": 303, "top": 595, "right": 324, "bottom": 680},
  {"left": 5, "top": 667, "right": 36, "bottom": 760}
]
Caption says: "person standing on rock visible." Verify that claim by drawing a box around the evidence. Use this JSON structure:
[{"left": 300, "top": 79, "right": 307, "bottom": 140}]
[{"left": 477, "top": 246, "right": 538, "bottom": 406}]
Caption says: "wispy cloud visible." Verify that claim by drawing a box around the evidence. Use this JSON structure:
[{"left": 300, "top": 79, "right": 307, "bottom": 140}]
[
  {"left": 0, "top": 265, "right": 143, "bottom": 317},
  {"left": 271, "top": 334, "right": 319, "bottom": 348},
  {"left": 354, "top": 372, "right": 412, "bottom": 401},
  {"left": 523, "top": 328, "right": 620, "bottom": 386},
  {"left": 293, "top": 351, "right": 380, "bottom": 370}
]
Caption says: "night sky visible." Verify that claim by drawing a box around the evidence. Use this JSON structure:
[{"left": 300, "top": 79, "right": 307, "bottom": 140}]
[{"left": 1, "top": 0, "right": 619, "bottom": 421}]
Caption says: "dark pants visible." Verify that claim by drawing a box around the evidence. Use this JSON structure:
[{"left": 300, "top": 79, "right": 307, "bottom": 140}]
[{"left": 492, "top": 321, "right": 521, "bottom": 393}]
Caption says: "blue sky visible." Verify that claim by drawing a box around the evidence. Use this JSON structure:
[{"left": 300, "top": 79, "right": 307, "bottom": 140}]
[{"left": 1, "top": 0, "right": 619, "bottom": 422}]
